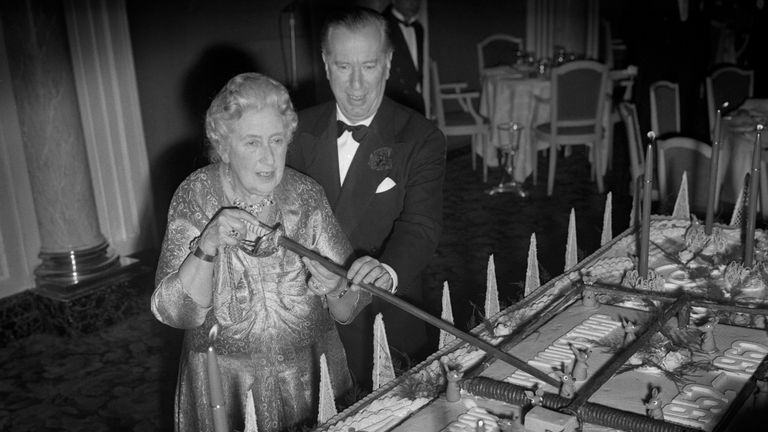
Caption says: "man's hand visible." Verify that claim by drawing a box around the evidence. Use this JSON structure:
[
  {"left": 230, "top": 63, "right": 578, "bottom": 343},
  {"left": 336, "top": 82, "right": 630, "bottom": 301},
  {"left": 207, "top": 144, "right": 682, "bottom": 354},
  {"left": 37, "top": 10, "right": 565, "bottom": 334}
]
[{"left": 347, "top": 256, "right": 393, "bottom": 292}]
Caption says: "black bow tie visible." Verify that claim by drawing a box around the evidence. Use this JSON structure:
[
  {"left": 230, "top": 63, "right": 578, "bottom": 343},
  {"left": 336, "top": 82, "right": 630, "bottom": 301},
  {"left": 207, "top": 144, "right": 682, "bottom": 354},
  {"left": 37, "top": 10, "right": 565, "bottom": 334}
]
[
  {"left": 336, "top": 121, "right": 369, "bottom": 141},
  {"left": 395, "top": 17, "right": 417, "bottom": 27}
]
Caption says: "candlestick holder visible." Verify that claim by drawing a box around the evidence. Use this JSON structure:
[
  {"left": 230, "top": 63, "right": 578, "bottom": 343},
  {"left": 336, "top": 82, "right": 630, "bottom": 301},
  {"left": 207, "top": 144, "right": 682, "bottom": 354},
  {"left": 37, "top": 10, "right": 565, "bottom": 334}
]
[{"left": 487, "top": 122, "right": 528, "bottom": 197}]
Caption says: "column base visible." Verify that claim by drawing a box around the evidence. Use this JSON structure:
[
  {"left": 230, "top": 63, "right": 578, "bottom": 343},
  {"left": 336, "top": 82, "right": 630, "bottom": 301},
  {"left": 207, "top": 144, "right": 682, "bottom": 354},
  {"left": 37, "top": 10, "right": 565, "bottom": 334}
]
[
  {"left": 33, "top": 241, "right": 140, "bottom": 302},
  {"left": 34, "top": 241, "right": 121, "bottom": 290},
  {"left": 19, "top": 255, "right": 153, "bottom": 338}
]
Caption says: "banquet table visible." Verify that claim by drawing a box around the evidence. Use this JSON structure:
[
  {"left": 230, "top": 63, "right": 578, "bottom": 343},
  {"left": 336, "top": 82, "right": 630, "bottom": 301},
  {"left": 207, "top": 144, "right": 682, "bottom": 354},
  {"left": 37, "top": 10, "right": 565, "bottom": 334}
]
[
  {"left": 479, "top": 65, "right": 619, "bottom": 184},
  {"left": 719, "top": 99, "right": 768, "bottom": 205},
  {"left": 479, "top": 66, "right": 549, "bottom": 182}
]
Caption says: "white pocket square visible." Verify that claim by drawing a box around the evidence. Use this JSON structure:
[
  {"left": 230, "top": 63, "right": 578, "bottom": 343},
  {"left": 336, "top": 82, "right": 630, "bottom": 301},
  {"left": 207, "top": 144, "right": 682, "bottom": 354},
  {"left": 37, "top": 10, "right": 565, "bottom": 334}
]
[{"left": 375, "top": 177, "right": 396, "bottom": 193}]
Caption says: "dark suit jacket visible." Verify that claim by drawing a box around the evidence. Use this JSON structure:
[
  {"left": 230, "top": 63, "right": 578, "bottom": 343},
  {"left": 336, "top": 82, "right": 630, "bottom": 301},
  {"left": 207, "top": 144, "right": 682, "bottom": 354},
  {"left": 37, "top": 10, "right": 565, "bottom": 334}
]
[
  {"left": 383, "top": 5, "right": 425, "bottom": 114},
  {"left": 287, "top": 98, "right": 445, "bottom": 387}
]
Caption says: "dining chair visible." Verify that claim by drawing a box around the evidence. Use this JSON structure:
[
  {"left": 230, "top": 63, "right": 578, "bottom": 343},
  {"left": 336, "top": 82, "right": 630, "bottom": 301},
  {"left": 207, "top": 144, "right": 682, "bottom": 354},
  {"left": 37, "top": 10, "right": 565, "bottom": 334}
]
[
  {"left": 618, "top": 102, "right": 644, "bottom": 189},
  {"left": 618, "top": 101, "right": 661, "bottom": 203},
  {"left": 706, "top": 65, "right": 754, "bottom": 142},
  {"left": 477, "top": 34, "right": 524, "bottom": 75},
  {"left": 532, "top": 60, "right": 608, "bottom": 196},
  {"left": 430, "top": 59, "right": 492, "bottom": 181},
  {"left": 649, "top": 81, "right": 680, "bottom": 138},
  {"left": 656, "top": 137, "right": 718, "bottom": 214}
]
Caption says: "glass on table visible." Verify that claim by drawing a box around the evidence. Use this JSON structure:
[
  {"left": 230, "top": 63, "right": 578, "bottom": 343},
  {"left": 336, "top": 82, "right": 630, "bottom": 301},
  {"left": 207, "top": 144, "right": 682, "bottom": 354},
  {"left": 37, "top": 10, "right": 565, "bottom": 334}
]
[{"left": 486, "top": 122, "right": 528, "bottom": 197}]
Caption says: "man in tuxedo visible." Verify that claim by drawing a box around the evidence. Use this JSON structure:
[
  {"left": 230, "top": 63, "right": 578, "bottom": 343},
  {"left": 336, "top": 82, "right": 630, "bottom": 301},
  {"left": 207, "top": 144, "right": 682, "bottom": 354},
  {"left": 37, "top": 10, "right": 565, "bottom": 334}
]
[
  {"left": 287, "top": 7, "right": 445, "bottom": 391},
  {"left": 382, "top": 0, "right": 425, "bottom": 114}
]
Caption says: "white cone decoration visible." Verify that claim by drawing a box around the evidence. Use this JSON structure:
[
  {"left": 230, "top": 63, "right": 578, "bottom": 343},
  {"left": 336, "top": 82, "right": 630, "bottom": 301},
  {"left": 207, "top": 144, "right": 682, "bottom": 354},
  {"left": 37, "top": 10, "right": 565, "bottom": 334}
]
[
  {"left": 439, "top": 281, "right": 456, "bottom": 349},
  {"left": 672, "top": 172, "right": 690, "bottom": 219},
  {"left": 372, "top": 313, "right": 396, "bottom": 390},
  {"left": 318, "top": 353, "right": 337, "bottom": 423},
  {"left": 524, "top": 233, "right": 540, "bottom": 297},
  {"left": 485, "top": 255, "right": 500, "bottom": 319},
  {"left": 244, "top": 388, "right": 259, "bottom": 432},
  {"left": 629, "top": 189, "right": 638, "bottom": 227},
  {"left": 730, "top": 174, "right": 748, "bottom": 226},
  {"left": 565, "top": 209, "right": 578, "bottom": 271},
  {"left": 601, "top": 192, "right": 613, "bottom": 246}
]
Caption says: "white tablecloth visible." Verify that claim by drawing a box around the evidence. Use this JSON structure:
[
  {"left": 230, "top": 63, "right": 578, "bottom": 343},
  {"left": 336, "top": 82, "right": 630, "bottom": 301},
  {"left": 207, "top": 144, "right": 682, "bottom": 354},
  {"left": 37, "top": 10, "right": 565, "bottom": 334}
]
[
  {"left": 480, "top": 67, "right": 550, "bottom": 182},
  {"left": 479, "top": 66, "right": 616, "bottom": 184}
]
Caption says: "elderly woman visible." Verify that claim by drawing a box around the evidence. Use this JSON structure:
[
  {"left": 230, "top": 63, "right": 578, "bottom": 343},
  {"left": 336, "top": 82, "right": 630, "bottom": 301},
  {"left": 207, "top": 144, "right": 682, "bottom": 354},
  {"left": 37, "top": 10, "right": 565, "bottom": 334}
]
[{"left": 152, "top": 73, "right": 389, "bottom": 431}]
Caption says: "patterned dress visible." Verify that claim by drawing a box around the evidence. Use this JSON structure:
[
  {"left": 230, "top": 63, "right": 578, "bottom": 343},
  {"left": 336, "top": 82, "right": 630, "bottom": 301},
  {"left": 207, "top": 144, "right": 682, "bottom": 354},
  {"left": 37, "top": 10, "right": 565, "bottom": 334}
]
[{"left": 152, "top": 163, "right": 367, "bottom": 432}]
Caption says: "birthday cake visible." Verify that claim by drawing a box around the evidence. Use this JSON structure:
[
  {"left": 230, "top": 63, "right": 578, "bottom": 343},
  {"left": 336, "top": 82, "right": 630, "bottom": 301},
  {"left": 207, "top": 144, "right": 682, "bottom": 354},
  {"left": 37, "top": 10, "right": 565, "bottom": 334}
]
[{"left": 315, "top": 196, "right": 768, "bottom": 431}]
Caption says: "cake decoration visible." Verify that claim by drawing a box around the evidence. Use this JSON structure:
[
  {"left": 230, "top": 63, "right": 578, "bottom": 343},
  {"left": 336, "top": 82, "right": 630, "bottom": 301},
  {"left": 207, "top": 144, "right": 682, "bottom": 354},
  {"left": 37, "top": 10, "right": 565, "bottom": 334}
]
[
  {"left": 621, "top": 317, "right": 639, "bottom": 346},
  {"left": 601, "top": 192, "right": 613, "bottom": 246},
  {"left": 696, "top": 316, "right": 718, "bottom": 353},
  {"left": 581, "top": 287, "right": 598, "bottom": 309},
  {"left": 565, "top": 208, "right": 578, "bottom": 271},
  {"left": 524, "top": 233, "right": 539, "bottom": 297},
  {"left": 671, "top": 172, "right": 690, "bottom": 220},
  {"left": 318, "top": 353, "right": 337, "bottom": 423},
  {"left": 485, "top": 255, "right": 500, "bottom": 319},
  {"left": 440, "top": 281, "right": 457, "bottom": 349},
  {"left": 373, "top": 313, "right": 396, "bottom": 390},
  {"left": 553, "top": 369, "right": 575, "bottom": 398},
  {"left": 570, "top": 345, "right": 590, "bottom": 381},
  {"left": 524, "top": 387, "right": 544, "bottom": 406},
  {"left": 244, "top": 388, "right": 259, "bottom": 432},
  {"left": 644, "top": 387, "right": 664, "bottom": 420},
  {"left": 441, "top": 358, "right": 463, "bottom": 403},
  {"left": 729, "top": 176, "right": 747, "bottom": 226}
]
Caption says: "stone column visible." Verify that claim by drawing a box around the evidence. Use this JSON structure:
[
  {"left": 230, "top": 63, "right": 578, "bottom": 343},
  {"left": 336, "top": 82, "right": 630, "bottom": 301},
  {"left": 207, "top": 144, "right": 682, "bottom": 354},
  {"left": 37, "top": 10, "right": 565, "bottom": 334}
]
[{"left": 1, "top": 0, "right": 118, "bottom": 290}]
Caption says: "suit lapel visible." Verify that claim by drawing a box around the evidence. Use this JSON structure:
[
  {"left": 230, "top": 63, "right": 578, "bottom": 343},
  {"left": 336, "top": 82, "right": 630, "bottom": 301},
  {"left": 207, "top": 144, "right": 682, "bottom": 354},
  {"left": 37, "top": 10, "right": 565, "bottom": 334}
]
[
  {"left": 304, "top": 106, "right": 342, "bottom": 206},
  {"left": 335, "top": 101, "right": 396, "bottom": 235},
  {"left": 414, "top": 22, "right": 424, "bottom": 75}
]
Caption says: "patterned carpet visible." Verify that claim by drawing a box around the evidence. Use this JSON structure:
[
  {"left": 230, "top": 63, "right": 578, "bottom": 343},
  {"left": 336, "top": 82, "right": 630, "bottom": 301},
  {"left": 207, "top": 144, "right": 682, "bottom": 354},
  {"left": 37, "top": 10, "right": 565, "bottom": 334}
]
[{"left": 1, "top": 134, "right": 645, "bottom": 431}]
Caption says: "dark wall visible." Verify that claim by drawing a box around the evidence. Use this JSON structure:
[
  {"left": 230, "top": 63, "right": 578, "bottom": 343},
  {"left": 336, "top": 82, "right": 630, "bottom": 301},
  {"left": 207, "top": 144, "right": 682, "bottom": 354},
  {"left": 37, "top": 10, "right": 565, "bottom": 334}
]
[
  {"left": 127, "top": 0, "right": 317, "bottom": 233},
  {"left": 125, "top": 0, "right": 767, "bottom": 245},
  {"left": 126, "top": 0, "right": 527, "bottom": 239},
  {"left": 429, "top": 0, "right": 526, "bottom": 86}
]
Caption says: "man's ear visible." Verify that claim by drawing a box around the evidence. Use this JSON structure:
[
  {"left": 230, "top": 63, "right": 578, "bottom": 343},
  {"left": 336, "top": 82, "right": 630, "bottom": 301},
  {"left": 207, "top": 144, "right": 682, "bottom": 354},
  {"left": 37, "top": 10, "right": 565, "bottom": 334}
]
[
  {"left": 384, "top": 51, "right": 393, "bottom": 80},
  {"left": 322, "top": 53, "right": 331, "bottom": 81}
]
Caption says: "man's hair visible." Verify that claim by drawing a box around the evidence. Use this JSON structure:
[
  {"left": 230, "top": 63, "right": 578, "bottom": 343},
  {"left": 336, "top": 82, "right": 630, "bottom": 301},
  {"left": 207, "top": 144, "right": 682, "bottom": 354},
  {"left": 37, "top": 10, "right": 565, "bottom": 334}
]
[
  {"left": 320, "top": 7, "right": 393, "bottom": 56},
  {"left": 204, "top": 73, "right": 298, "bottom": 163}
]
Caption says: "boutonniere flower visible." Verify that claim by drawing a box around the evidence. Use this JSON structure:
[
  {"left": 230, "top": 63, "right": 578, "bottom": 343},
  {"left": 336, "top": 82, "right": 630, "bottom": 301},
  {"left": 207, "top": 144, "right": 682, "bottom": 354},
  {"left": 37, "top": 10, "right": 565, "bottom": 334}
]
[{"left": 369, "top": 147, "right": 393, "bottom": 171}]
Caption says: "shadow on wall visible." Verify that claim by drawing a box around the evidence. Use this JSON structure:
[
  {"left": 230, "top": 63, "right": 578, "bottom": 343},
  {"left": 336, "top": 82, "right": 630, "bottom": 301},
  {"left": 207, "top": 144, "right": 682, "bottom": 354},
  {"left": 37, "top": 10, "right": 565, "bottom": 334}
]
[{"left": 151, "top": 44, "right": 262, "bottom": 233}]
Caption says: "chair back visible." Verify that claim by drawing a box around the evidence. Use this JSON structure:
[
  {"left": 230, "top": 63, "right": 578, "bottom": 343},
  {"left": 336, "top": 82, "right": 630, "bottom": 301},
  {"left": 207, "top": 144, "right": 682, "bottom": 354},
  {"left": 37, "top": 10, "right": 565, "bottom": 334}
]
[
  {"left": 656, "top": 137, "right": 715, "bottom": 213},
  {"left": 618, "top": 102, "right": 644, "bottom": 185},
  {"left": 649, "top": 81, "right": 680, "bottom": 137},
  {"left": 477, "top": 34, "right": 524, "bottom": 73},
  {"left": 706, "top": 65, "right": 754, "bottom": 136},
  {"left": 550, "top": 60, "right": 608, "bottom": 130},
  {"left": 430, "top": 59, "right": 447, "bottom": 129}
]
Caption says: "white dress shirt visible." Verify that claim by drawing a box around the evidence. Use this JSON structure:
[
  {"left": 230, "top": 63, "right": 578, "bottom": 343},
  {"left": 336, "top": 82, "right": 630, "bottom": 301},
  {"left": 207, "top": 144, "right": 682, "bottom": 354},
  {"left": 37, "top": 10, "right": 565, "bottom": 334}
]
[
  {"left": 336, "top": 107, "right": 399, "bottom": 292},
  {"left": 391, "top": 8, "right": 419, "bottom": 70}
]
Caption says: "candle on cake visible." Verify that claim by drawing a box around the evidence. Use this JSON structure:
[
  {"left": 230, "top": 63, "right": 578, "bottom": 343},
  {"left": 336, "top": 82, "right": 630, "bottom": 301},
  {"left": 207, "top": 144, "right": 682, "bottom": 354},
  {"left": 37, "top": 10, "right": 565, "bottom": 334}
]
[
  {"left": 638, "top": 133, "right": 655, "bottom": 278},
  {"left": 207, "top": 324, "right": 230, "bottom": 432},
  {"left": 744, "top": 123, "right": 764, "bottom": 267},
  {"left": 705, "top": 102, "right": 728, "bottom": 234}
]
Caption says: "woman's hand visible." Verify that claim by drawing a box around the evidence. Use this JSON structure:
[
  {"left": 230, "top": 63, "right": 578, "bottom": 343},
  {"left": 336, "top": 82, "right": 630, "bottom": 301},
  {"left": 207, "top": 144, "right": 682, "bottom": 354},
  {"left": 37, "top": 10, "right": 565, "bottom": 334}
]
[
  {"left": 303, "top": 257, "right": 345, "bottom": 296},
  {"left": 196, "top": 207, "right": 268, "bottom": 256}
]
